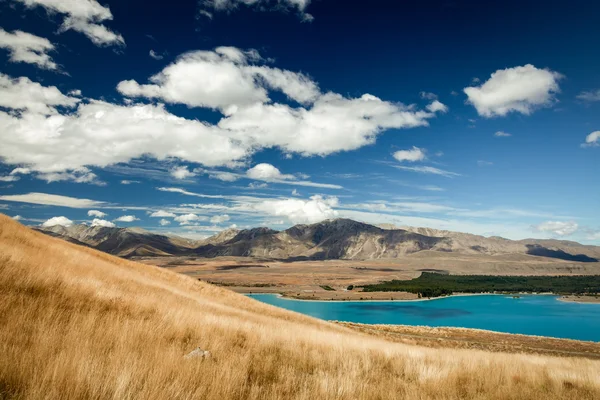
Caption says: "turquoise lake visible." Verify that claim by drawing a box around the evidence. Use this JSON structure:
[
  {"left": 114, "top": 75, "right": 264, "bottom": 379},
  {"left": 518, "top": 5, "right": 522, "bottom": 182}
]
[{"left": 247, "top": 294, "right": 600, "bottom": 342}]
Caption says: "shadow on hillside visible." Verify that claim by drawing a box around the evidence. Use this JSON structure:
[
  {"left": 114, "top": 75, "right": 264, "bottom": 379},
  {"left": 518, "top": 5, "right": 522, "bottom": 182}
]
[{"left": 526, "top": 245, "right": 598, "bottom": 263}]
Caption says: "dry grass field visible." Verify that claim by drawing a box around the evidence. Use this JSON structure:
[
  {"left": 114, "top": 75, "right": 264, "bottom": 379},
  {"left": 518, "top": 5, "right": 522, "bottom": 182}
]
[
  {"left": 137, "top": 254, "right": 600, "bottom": 301},
  {"left": 2, "top": 213, "right": 600, "bottom": 400}
]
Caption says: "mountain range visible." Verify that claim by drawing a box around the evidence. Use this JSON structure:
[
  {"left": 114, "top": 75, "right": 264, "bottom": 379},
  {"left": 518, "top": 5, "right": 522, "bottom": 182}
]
[{"left": 37, "top": 218, "right": 600, "bottom": 263}]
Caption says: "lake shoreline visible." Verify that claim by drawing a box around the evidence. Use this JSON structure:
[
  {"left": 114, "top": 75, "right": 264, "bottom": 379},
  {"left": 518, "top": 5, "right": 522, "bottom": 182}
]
[
  {"left": 247, "top": 292, "right": 556, "bottom": 303},
  {"left": 557, "top": 295, "right": 600, "bottom": 304}
]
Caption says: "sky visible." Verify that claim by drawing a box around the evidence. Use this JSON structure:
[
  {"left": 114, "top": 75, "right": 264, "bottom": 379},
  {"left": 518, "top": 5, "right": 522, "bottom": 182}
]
[{"left": 0, "top": 0, "right": 598, "bottom": 243}]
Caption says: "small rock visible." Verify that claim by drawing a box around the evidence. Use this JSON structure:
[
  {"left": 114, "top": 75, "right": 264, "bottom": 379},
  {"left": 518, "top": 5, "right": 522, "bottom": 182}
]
[{"left": 184, "top": 347, "right": 211, "bottom": 359}]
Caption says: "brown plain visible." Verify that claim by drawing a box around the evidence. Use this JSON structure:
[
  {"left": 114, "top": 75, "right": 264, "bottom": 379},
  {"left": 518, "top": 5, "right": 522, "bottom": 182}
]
[
  {"left": 137, "top": 253, "right": 600, "bottom": 300},
  {"left": 2, "top": 214, "right": 600, "bottom": 399}
]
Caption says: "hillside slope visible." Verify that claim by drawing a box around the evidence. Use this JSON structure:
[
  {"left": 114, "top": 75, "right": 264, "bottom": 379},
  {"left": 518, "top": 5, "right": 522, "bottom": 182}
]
[
  {"left": 6, "top": 214, "right": 600, "bottom": 399},
  {"left": 39, "top": 218, "right": 600, "bottom": 263}
]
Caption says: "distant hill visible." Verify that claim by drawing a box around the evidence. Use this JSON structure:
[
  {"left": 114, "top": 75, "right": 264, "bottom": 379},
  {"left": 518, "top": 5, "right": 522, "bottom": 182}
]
[{"left": 36, "top": 218, "right": 600, "bottom": 263}]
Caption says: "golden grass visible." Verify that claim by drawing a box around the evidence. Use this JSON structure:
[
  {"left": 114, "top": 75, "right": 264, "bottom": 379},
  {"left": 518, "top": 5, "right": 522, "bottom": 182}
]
[{"left": 1, "top": 214, "right": 599, "bottom": 400}]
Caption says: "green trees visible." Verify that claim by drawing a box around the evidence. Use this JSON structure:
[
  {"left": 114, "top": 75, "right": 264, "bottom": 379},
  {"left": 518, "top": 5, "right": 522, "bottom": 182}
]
[{"left": 361, "top": 273, "right": 600, "bottom": 298}]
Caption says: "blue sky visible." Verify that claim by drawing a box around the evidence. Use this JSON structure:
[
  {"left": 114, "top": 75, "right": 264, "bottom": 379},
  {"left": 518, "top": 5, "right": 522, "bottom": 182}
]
[{"left": 0, "top": 0, "right": 598, "bottom": 243}]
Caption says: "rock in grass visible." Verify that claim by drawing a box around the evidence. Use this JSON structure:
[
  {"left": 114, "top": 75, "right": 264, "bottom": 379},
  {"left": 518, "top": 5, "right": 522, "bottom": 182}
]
[{"left": 184, "top": 347, "right": 211, "bottom": 359}]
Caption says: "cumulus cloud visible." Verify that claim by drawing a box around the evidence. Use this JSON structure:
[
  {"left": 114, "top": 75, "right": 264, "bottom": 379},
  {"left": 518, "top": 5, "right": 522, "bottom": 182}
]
[
  {"left": 87, "top": 210, "right": 107, "bottom": 218},
  {"left": 210, "top": 214, "right": 230, "bottom": 224},
  {"left": 0, "top": 192, "right": 105, "bottom": 208},
  {"left": 244, "top": 195, "right": 339, "bottom": 224},
  {"left": 159, "top": 219, "right": 171, "bottom": 226},
  {"left": 425, "top": 100, "right": 448, "bottom": 113},
  {"left": 91, "top": 218, "right": 115, "bottom": 228},
  {"left": 117, "top": 47, "right": 318, "bottom": 110},
  {"left": 464, "top": 64, "right": 563, "bottom": 117},
  {"left": 14, "top": 0, "right": 124, "bottom": 46},
  {"left": 392, "top": 147, "right": 426, "bottom": 162},
  {"left": 0, "top": 74, "right": 79, "bottom": 115},
  {"left": 2, "top": 47, "right": 444, "bottom": 180},
  {"left": 170, "top": 166, "right": 197, "bottom": 180},
  {"left": 533, "top": 221, "right": 578, "bottom": 236},
  {"left": 150, "top": 210, "right": 176, "bottom": 218},
  {"left": 0, "top": 29, "right": 57, "bottom": 70},
  {"left": 246, "top": 163, "right": 294, "bottom": 181},
  {"left": 114, "top": 215, "right": 139, "bottom": 222},
  {"left": 581, "top": 131, "right": 600, "bottom": 148},
  {"left": 494, "top": 131, "right": 512, "bottom": 137},
  {"left": 576, "top": 89, "right": 600, "bottom": 102},
  {"left": 12, "top": 215, "right": 23, "bottom": 221},
  {"left": 238, "top": 195, "right": 338, "bottom": 224},
  {"left": 0, "top": 96, "right": 249, "bottom": 177},
  {"left": 174, "top": 213, "right": 207, "bottom": 225},
  {"left": 41, "top": 216, "right": 73, "bottom": 227}
]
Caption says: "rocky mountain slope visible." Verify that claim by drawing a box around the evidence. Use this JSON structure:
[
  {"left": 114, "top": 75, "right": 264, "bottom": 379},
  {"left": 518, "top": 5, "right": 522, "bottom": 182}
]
[{"left": 36, "top": 218, "right": 600, "bottom": 262}]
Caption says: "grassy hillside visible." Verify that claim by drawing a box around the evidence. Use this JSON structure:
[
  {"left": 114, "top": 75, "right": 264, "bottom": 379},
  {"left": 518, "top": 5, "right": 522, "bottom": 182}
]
[{"left": 1, "top": 214, "right": 599, "bottom": 399}]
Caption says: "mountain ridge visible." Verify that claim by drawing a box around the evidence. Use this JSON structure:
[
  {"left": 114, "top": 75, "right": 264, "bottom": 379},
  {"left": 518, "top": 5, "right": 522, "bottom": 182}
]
[{"left": 35, "top": 217, "right": 600, "bottom": 263}]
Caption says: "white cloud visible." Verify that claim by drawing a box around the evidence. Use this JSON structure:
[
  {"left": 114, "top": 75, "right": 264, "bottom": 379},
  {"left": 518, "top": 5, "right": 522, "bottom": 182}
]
[
  {"left": 12, "top": 215, "right": 23, "bottom": 221},
  {"left": 149, "top": 50, "right": 164, "bottom": 60},
  {"left": 393, "top": 165, "right": 461, "bottom": 178},
  {"left": 0, "top": 74, "right": 79, "bottom": 115},
  {"left": 292, "top": 189, "right": 300, "bottom": 196},
  {"left": 10, "top": 167, "right": 31, "bottom": 175},
  {"left": 170, "top": 166, "right": 197, "bottom": 180},
  {"left": 91, "top": 218, "right": 115, "bottom": 228},
  {"left": 159, "top": 219, "right": 171, "bottom": 226},
  {"left": 150, "top": 210, "right": 176, "bottom": 218},
  {"left": 42, "top": 216, "right": 73, "bottom": 227},
  {"left": 120, "top": 180, "right": 140, "bottom": 185},
  {"left": 210, "top": 214, "right": 230, "bottom": 224},
  {"left": 0, "top": 175, "right": 19, "bottom": 182},
  {"left": 199, "top": 0, "right": 313, "bottom": 21},
  {"left": 157, "top": 187, "right": 227, "bottom": 199},
  {"left": 494, "top": 131, "right": 512, "bottom": 137},
  {"left": 392, "top": 146, "right": 426, "bottom": 162},
  {"left": 117, "top": 47, "right": 318, "bottom": 110},
  {"left": 246, "top": 163, "right": 294, "bottom": 181},
  {"left": 464, "top": 64, "right": 562, "bottom": 117},
  {"left": 533, "top": 221, "right": 579, "bottom": 236},
  {"left": 114, "top": 215, "right": 139, "bottom": 222},
  {"left": 118, "top": 47, "right": 442, "bottom": 156},
  {"left": 0, "top": 29, "right": 57, "bottom": 70},
  {"left": 174, "top": 213, "right": 207, "bottom": 225},
  {"left": 581, "top": 131, "right": 600, "bottom": 148},
  {"left": 2, "top": 46, "right": 444, "bottom": 178},
  {"left": 0, "top": 95, "right": 249, "bottom": 176},
  {"left": 248, "top": 182, "right": 268, "bottom": 189},
  {"left": 208, "top": 171, "right": 239, "bottom": 182},
  {"left": 0, "top": 192, "right": 105, "bottom": 208},
  {"left": 576, "top": 89, "right": 600, "bottom": 102},
  {"left": 241, "top": 195, "right": 339, "bottom": 224},
  {"left": 220, "top": 93, "right": 440, "bottom": 156},
  {"left": 419, "top": 92, "right": 437, "bottom": 100},
  {"left": 425, "top": 100, "right": 448, "bottom": 113},
  {"left": 36, "top": 167, "right": 103, "bottom": 185},
  {"left": 15, "top": 0, "right": 124, "bottom": 46},
  {"left": 87, "top": 210, "right": 107, "bottom": 218}
]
